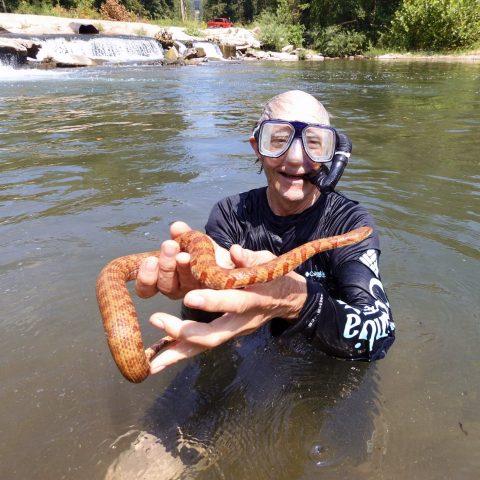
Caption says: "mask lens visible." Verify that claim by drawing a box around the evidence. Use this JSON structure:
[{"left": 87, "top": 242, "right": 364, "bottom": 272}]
[
  {"left": 303, "top": 126, "right": 335, "bottom": 163},
  {"left": 259, "top": 122, "right": 294, "bottom": 157}
]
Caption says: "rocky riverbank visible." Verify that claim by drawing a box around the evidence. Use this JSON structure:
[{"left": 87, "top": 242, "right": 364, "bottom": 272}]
[
  {"left": 0, "top": 12, "right": 326, "bottom": 67},
  {"left": 1, "top": 12, "right": 479, "bottom": 67}
]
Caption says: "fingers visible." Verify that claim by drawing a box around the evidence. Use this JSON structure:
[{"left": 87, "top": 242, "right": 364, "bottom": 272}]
[
  {"left": 184, "top": 273, "right": 307, "bottom": 320},
  {"left": 149, "top": 313, "right": 210, "bottom": 374},
  {"left": 230, "top": 244, "right": 276, "bottom": 268},
  {"left": 155, "top": 240, "right": 183, "bottom": 297},
  {"left": 183, "top": 288, "right": 265, "bottom": 314},
  {"left": 150, "top": 312, "right": 246, "bottom": 350},
  {"left": 136, "top": 240, "right": 181, "bottom": 299},
  {"left": 149, "top": 338, "right": 207, "bottom": 374},
  {"left": 136, "top": 222, "right": 194, "bottom": 300},
  {"left": 170, "top": 221, "right": 191, "bottom": 239},
  {"left": 135, "top": 256, "right": 161, "bottom": 298}
]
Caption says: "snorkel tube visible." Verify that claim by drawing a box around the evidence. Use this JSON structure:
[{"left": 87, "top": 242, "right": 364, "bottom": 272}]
[{"left": 308, "top": 132, "right": 352, "bottom": 194}]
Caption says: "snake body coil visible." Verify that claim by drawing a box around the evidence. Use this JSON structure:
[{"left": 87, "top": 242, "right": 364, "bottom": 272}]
[{"left": 96, "top": 226, "right": 372, "bottom": 383}]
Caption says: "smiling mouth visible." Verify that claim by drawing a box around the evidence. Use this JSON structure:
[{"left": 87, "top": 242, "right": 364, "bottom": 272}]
[{"left": 279, "top": 172, "right": 308, "bottom": 181}]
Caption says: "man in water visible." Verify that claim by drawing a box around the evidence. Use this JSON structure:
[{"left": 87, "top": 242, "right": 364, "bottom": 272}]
[{"left": 136, "top": 90, "right": 395, "bottom": 374}]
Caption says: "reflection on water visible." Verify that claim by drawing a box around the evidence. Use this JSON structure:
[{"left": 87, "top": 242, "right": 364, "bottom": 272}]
[{"left": 0, "top": 60, "right": 479, "bottom": 480}]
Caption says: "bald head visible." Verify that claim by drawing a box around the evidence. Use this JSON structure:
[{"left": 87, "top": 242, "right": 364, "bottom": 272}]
[{"left": 258, "top": 90, "right": 330, "bottom": 125}]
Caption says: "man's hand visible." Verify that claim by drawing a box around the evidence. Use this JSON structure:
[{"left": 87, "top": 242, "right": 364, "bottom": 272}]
[
  {"left": 148, "top": 250, "right": 308, "bottom": 374},
  {"left": 136, "top": 221, "right": 235, "bottom": 300}
]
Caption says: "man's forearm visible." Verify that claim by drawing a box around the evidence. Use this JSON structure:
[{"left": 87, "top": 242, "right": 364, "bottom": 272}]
[{"left": 283, "top": 263, "right": 395, "bottom": 361}]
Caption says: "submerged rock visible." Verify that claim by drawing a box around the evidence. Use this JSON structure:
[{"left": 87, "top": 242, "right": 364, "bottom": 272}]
[{"left": 54, "top": 54, "right": 97, "bottom": 67}]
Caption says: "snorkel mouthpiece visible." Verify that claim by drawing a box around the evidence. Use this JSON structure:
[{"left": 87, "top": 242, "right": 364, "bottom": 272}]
[{"left": 308, "top": 132, "right": 351, "bottom": 194}]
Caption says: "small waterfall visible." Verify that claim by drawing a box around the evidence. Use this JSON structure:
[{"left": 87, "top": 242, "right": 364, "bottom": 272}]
[
  {"left": 1, "top": 53, "right": 19, "bottom": 66},
  {"left": 193, "top": 41, "right": 224, "bottom": 59},
  {"left": 0, "top": 34, "right": 227, "bottom": 72},
  {"left": 0, "top": 53, "right": 19, "bottom": 72},
  {"left": 33, "top": 35, "right": 164, "bottom": 62}
]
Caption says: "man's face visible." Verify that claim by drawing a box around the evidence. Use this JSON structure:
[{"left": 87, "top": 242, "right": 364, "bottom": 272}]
[{"left": 250, "top": 94, "right": 329, "bottom": 216}]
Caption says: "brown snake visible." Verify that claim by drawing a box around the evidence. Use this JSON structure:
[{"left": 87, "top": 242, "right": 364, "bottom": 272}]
[{"left": 96, "top": 226, "right": 372, "bottom": 383}]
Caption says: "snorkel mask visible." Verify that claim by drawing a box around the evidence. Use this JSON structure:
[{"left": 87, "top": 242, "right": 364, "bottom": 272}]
[{"left": 253, "top": 120, "right": 351, "bottom": 194}]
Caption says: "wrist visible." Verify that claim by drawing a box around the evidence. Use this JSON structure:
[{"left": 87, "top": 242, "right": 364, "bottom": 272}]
[
  {"left": 269, "top": 273, "right": 307, "bottom": 320},
  {"left": 281, "top": 279, "right": 328, "bottom": 337}
]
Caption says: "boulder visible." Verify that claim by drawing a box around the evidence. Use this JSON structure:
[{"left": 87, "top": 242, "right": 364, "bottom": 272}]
[
  {"left": 203, "top": 27, "right": 260, "bottom": 49},
  {"left": 244, "top": 48, "right": 269, "bottom": 60},
  {"left": 79, "top": 24, "right": 99, "bottom": 34},
  {"left": 35, "top": 56, "right": 57, "bottom": 69},
  {"left": 305, "top": 53, "right": 325, "bottom": 61},
  {"left": 183, "top": 48, "right": 198, "bottom": 60},
  {"left": 281, "top": 45, "right": 294, "bottom": 53},
  {"left": 54, "top": 54, "right": 96, "bottom": 67},
  {"left": 219, "top": 43, "right": 236, "bottom": 58},
  {"left": 155, "top": 29, "right": 175, "bottom": 49},
  {"left": 164, "top": 46, "right": 179, "bottom": 63},
  {"left": 0, "top": 38, "right": 41, "bottom": 59},
  {"left": 194, "top": 46, "right": 207, "bottom": 58},
  {"left": 184, "top": 57, "right": 205, "bottom": 65},
  {"left": 268, "top": 51, "right": 299, "bottom": 61}
]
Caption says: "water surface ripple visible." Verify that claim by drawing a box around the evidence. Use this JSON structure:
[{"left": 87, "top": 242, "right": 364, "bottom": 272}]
[{"left": 0, "top": 60, "right": 479, "bottom": 480}]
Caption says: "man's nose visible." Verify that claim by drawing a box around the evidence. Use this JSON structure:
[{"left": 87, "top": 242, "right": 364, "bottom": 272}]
[{"left": 286, "top": 137, "right": 307, "bottom": 164}]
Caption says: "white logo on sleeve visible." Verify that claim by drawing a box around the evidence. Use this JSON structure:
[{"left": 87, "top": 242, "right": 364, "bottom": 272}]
[{"left": 359, "top": 249, "right": 379, "bottom": 277}]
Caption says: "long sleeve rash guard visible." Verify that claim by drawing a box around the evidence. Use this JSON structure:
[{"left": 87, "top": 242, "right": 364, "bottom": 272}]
[{"left": 202, "top": 187, "right": 395, "bottom": 361}]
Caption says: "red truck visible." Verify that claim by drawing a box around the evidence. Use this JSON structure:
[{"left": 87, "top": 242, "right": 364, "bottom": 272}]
[{"left": 207, "top": 18, "right": 234, "bottom": 28}]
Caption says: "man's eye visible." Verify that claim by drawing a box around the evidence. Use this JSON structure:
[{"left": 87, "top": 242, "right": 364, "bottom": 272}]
[
  {"left": 271, "top": 136, "right": 289, "bottom": 146},
  {"left": 306, "top": 134, "right": 324, "bottom": 149},
  {"left": 307, "top": 138, "right": 323, "bottom": 148}
]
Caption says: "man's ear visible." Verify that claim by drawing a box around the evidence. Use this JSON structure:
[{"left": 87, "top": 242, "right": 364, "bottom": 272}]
[{"left": 249, "top": 136, "right": 260, "bottom": 157}]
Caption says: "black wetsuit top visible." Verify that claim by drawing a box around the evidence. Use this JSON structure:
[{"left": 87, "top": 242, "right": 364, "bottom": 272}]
[{"left": 198, "top": 187, "right": 395, "bottom": 361}]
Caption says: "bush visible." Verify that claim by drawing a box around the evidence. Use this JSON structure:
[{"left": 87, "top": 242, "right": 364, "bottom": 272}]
[
  {"left": 311, "top": 25, "right": 368, "bottom": 57},
  {"left": 13, "top": 0, "right": 101, "bottom": 19},
  {"left": 384, "top": 0, "right": 480, "bottom": 51},
  {"left": 15, "top": 0, "right": 58, "bottom": 15},
  {"left": 256, "top": 10, "right": 304, "bottom": 50},
  {"left": 296, "top": 48, "right": 307, "bottom": 60},
  {"left": 99, "top": 0, "right": 136, "bottom": 21},
  {"left": 184, "top": 21, "right": 205, "bottom": 37},
  {"left": 72, "top": 0, "right": 100, "bottom": 19}
]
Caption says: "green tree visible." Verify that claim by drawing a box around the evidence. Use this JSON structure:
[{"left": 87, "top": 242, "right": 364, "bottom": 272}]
[
  {"left": 385, "top": 0, "right": 480, "bottom": 50},
  {"left": 304, "top": 0, "right": 401, "bottom": 42},
  {"left": 255, "top": 0, "right": 305, "bottom": 49}
]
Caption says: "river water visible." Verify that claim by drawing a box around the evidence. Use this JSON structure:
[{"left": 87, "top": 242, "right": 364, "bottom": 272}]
[{"left": 0, "top": 59, "right": 479, "bottom": 479}]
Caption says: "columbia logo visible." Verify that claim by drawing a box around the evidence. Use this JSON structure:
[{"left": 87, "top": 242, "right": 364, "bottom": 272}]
[{"left": 305, "top": 270, "right": 326, "bottom": 279}]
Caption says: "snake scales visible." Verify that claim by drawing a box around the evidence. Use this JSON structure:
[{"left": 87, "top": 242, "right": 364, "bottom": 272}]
[{"left": 96, "top": 226, "right": 372, "bottom": 383}]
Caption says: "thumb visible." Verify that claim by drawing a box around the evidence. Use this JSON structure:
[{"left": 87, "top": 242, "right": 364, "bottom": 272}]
[{"left": 230, "top": 244, "right": 251, "bottom": 267}]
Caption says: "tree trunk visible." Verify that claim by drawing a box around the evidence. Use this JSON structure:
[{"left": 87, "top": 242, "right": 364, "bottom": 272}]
[{"left": 180, "top": 0, "right": 187, "bottom": 22}]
